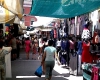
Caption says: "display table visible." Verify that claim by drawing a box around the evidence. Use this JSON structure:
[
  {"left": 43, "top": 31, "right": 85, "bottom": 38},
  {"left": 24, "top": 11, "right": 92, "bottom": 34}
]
[
  {"left": 3, "top": 47, "right": 12, "bottom": 78},
  {"left": 83, "top": 63, "right": 100, "bottom": 80}
]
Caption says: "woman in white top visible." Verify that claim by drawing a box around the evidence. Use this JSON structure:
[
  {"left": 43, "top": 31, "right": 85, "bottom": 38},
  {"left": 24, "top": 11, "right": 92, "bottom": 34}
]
[
  {"left": 41, "top": 40, "right": 61, "bottom": 80},
  {"left": 38, "top": 35, "right": 43, "bottom": 59}
]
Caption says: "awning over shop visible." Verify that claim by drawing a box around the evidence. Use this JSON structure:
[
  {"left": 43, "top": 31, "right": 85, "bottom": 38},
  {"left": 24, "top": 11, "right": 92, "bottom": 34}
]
[
  {"left": 30, "top": 0, "right": 100, "bottom": 18},
  {"left": 19, "top": 21, "right": 27, "bottom": 30},
  {"left": 0, "top": 0, "right": 24, "bottom": 23},
  {"left": 0, "top": 7, "right": 15, "bottom": 23},
  {"left": 0, "top": 0, "right": 24, "bottom": 19}
]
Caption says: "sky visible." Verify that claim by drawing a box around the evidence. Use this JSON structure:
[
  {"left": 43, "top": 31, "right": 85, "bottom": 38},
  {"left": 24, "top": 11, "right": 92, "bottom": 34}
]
[{"left": 31, "top": 16, "right": 56, "bottom": 27}]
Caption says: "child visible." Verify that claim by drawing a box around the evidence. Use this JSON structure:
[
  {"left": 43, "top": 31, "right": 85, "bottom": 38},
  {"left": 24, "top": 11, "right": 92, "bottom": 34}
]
[{"left": 0, "top": 40, "right": 12, "bottom": 80}]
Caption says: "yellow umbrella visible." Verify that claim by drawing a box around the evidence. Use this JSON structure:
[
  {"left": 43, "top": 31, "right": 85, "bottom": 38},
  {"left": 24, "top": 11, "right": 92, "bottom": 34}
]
[{"left": 0, "top": 0, "right": 24, "bottom": 19}]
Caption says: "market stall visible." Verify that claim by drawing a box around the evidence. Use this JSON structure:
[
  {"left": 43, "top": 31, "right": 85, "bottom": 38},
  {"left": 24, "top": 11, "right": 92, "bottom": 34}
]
[
  {"left": 29, "top": 0, "right": 100, "bottom": 79},
  {"left": 0, "top": 0, "right": 24, "bottom": 78}
]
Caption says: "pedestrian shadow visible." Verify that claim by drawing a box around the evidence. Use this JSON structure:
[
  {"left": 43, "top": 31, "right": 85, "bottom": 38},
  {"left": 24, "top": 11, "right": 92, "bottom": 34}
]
[
  {"left": 61, "top": 65, "right": 83, "bottom": 76},
  {"left": 61, "top": 65, "right": 70, "bottom": 69},
  {"left": 53, "top": 70, "right": 70, "bottom": 77}
]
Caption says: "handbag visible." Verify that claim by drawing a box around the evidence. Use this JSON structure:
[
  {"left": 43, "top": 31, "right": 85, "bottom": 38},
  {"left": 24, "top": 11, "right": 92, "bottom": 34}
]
[{"left": 34, "top": 66, "right": 42, "bottom": 77}]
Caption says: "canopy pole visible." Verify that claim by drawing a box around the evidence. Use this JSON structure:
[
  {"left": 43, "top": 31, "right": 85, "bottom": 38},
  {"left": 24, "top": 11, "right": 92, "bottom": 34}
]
[{"left": 3, "top": 24, "right": 5, "bottom": 37}]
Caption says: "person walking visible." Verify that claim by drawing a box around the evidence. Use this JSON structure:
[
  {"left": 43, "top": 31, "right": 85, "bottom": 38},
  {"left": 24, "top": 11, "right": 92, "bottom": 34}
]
[
  {"left": 65, "top": 37, "right": 70, "bottom": 67},
  {"left": 38, "top": 35, "right": 43, "bottom": 59},
  {"left": 0, "top": 40, "right": 12, "bottom": 80},
  {"left": 16, "top": 37, "right": 21, "bottom": 59},
  {"left": 24, "top": 37, "right": 31, "bottom": 59},
  {"left": 41, "top": 40, "right": 61, "bottom": 80},
  {"left": 56, "top": 38, "right": 61, "bottom": 54},
  {"left": 9, "top": 35, "right": 17, "bottom": 60},
  {"left": 69, "top": 37, "right": 75, "bottom": 55},
  {"left": 32, "top": 38, "right": 38, "bottom": 60},
  {"left": 42, "top": 37, "right": 48, "bottom": 74}
]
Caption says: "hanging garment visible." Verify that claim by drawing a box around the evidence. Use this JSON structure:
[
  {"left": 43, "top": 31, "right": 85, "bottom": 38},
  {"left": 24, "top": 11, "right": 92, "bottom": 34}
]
[
  {"left": 65, "top": 40, "right": 70, "bottom": 66},
  {"left": 69, "top": 40, "right": 74, "bottom": 50},
  {"left": 78, "top": 55, "right": 82, "bottom": 73},
  {"left": 81, "top": 28, "right": 91, "bottom": 40},
  {"left": 78, "top": 17, "right": 81, "bottom": 23},
  {"left": 77, "top": 23, "right": 80, "bottom": 35},
  {"left": 57, "top": 29, "right": 61, "bottom": 39},
  {"left": 64, "top": 19, "right": 68, "bottom": 34},
  {"left": 92, "top": 32, "right": 98, "bottom": 44},
  {"left": 54, "top": 29, "right": 57, "bottom": 39},
  {"left": 71, "top": 18, "right": 75, "bottom": 24},
  {"left": 82, "top": 42, "right": 93, "bottom": 63},
  {"left": 59, "top": 29, "right": 62, "bottom": 38},
  {"left": 77, "top": 41, "right": 82, "bottom": 55},
  {"left": 61, "top": 40, "right": 66, "bottom": 51},
  {"left": 66, "top": 40, "right": 70, "bottom": 51},
  {"left": 62, "top": 30, "right": 65, "bottom": 37},
  {"left": 50, "top": 29, "right": 54, "bottom": 38},
  {"left": 69, "top": 53, "right": 78, "bottom": 76}
]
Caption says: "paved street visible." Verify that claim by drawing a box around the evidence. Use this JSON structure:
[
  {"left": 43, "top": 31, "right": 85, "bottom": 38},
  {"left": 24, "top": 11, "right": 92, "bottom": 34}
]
[{"left": 6, "top": 49, "right": 83, "bottom": 80}]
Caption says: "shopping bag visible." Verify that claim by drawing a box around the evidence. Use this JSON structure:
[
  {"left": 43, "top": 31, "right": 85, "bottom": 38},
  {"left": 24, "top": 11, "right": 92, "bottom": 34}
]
[{"left": 34, "top": 66, "right": 42, "bottom": 77}]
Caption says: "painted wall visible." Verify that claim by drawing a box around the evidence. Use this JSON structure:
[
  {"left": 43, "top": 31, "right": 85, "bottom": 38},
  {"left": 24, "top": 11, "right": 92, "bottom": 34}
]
[
  {"left": 23, "top": 0, "right": 37, "bottom": 27},
  {"left": 23, "top": 7, "right": 37, "bottom": 26}
]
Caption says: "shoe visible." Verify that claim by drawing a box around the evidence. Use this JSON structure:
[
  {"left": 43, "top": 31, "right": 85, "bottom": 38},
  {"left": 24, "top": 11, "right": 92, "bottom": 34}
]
[
  {"left": 69, "top": 69, "right": 74, "bottom": 75},
  {"left": 73, "top": 70, "right": 78, "bottom": 76},
  {"left": 66, "top": 66, "right": 69, "bottom": 69},
  {"left": 69, "top": 72, "right": 73, "bottom": 75}
]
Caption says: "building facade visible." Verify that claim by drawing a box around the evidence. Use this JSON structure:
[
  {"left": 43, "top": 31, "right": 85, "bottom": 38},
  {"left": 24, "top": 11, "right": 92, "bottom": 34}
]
[{"left": 23, "top": 0, "right": 37, "bottom": 27}]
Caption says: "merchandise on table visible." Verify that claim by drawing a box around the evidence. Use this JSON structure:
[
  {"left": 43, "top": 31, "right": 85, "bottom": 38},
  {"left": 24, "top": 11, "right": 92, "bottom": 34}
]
[{"left": 83, "top": 63, "right": 100, "bottom": 80}]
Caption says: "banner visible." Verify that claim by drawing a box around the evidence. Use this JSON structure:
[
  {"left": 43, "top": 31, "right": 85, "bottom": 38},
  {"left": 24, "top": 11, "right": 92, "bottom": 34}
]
[
  {"left": 30, "top": 0, "right": 100, "bottom": 18},
  {"left": 0, "top": 0, "right": 24, "bottom": 19}
]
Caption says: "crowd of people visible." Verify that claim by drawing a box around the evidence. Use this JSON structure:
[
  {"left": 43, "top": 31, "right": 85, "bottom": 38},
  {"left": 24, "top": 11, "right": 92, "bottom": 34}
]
[{"left": 0, "top": 28, "right": 100, "bottom": 80}]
